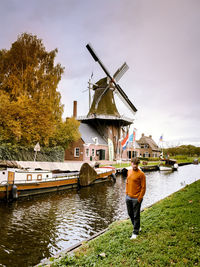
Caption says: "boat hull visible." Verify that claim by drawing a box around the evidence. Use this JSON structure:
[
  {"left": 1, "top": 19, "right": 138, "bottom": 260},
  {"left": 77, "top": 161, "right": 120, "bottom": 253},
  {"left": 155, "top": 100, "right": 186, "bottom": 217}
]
[{"left": 0, "top": 177, "right": 79, "bottom": 200}]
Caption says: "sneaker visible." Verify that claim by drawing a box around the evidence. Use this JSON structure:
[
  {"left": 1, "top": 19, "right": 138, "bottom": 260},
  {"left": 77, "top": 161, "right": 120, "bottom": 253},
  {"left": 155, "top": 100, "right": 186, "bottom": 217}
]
[{"left": 130, "top": 233, "right": 138, "bottom": 239}]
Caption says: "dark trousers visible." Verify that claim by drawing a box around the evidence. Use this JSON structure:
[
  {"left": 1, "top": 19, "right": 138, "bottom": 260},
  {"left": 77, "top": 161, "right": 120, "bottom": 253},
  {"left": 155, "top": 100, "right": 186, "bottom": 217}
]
[{"left": 126, "top": 195, "right": 142, "bottom": 235}]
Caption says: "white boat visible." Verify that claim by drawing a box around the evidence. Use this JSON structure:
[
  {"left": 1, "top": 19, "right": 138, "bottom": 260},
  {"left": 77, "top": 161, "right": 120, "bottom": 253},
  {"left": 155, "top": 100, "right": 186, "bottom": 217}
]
[
  {"left": 159, "top": 159, "right": 178, "bottom": 171},
  {"left": 159, "top": 165, "right": 173, "bottom": 171}
]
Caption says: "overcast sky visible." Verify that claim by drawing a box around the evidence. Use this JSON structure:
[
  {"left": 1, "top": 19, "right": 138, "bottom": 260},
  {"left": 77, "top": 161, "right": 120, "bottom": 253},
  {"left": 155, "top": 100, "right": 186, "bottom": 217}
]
[{"left": 1, "top": 0, "right": 200, "bottom": 147}]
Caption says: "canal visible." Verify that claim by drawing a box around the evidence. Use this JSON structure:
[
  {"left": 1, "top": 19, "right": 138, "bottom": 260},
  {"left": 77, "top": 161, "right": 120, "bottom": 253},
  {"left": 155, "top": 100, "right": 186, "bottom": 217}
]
[{"left": 0, "top": 164, "right": 199, "bottom": 267}]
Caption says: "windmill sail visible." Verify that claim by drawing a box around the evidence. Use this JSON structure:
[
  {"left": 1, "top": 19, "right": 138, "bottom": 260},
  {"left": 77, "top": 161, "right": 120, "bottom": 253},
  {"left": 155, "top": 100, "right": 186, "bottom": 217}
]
[{"left": 113, "top": 62, "right": 129, "bottom": 82}]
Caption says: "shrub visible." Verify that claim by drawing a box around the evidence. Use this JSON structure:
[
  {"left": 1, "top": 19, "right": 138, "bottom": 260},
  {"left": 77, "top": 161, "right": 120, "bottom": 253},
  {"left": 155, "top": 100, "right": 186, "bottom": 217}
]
[{"left": 0, "top": 144, "right": 64, "bottom": 162}]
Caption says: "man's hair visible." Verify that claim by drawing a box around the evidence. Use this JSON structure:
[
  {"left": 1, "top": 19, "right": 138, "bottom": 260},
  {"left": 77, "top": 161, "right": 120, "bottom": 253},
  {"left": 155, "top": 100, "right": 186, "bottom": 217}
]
[{"left": 131, "top": 157, "right": 140, "bottom": 165}]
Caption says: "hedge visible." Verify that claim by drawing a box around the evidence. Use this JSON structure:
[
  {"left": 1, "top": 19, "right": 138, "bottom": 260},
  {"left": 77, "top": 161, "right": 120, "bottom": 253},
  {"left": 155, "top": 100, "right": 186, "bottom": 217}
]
[{"left": 0, "top": 144, "right": 64, "bottom": 162}]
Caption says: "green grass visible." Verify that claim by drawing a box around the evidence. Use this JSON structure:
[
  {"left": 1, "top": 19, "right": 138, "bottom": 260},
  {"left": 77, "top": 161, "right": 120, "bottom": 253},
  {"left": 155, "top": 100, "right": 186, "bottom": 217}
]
[
  {"left": 45, "top": 180, "right": 200, "bottom": 267},
  {"left": 112, "top": 163, "right": 131, "bottom": 168},
  {"left": 173, "top": 156, "right": 199, "bottom": 164}
]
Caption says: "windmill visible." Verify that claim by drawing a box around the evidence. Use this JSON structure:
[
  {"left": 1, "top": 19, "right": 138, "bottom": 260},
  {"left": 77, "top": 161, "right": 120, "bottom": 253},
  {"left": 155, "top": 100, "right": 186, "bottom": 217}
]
[
  {"left": 86, "top": 43, "right": 137, "bottom": 116},
  {"left": 80, "top": 43, "right": 137, "bottom": 160}
]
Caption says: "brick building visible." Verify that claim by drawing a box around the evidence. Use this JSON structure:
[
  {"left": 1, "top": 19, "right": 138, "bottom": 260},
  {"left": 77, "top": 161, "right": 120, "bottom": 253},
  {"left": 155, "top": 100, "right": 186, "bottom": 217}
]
[
  {"left": 136, "top": 133, "right": 161, "bottom": 158},
  {"left": 65, "top": 123, "right": 109, "bottom": 161}
]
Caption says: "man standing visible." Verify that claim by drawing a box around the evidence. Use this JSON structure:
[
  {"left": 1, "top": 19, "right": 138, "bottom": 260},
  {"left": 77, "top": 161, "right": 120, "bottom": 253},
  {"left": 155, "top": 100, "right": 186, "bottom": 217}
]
[{"left": 126, "top": 157, "right": 146, "bottom": 239}]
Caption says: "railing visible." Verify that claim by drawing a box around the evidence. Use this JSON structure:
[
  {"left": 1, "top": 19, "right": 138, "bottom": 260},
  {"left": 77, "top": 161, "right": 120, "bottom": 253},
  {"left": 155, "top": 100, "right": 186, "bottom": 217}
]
[
  {"left": 0, "top": 174, "right": 79, "bottom": 185},
  {"left": 78, "top": 114, "right": 134, "bottom": 122},
  {"left": 0, "top": 181, "right": 8, "bottom": 185}
]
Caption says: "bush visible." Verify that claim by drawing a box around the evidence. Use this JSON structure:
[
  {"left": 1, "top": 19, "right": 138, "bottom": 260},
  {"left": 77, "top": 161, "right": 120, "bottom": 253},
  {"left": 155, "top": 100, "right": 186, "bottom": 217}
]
[
  {"left": 0, "top": 144, "right": 64, "bottom": 162},
  {"left": 148, "top": 157, "right": 160, "bottom": 161},
  {"left": 173, "top": 155, "right": 188, "bottom": 160},
  {"left": 139, "top": 157, "right": 149, "bottom": 161}
]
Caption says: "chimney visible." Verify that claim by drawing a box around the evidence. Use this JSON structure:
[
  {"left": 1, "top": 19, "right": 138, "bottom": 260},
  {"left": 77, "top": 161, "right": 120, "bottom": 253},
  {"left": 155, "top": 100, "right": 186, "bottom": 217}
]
[
  {"left": 73, "top": 101, "right": 77, "bottom": 118},
  {"left": 149, "top": 135, "right": 152, "bottom": 138},
  {"left": 142, "top": 133, "right": 144, "bottom": 137}
]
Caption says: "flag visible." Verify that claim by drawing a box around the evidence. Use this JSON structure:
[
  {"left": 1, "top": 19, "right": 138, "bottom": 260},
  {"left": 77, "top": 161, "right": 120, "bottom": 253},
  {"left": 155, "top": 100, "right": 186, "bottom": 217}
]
[
  {"left": 133, "top": 129, "right": 136, "bottom": 142},
  {"left": 129, "top": 133, "right": 133, "bottom": 142},
  {"left": 133, "top": 129, "right": 136, "bottom": 148},
  {"left": 121, "top": 133, "right": 129, "bottom": 150},
  {"left": 159, "top": 135, "right": 163, "bottom": 142},
  {"left": 129, "top": 129, "right": 136, "bottom": 143},
  {"left": 108, "top": 138, "right": 114, "bottom": 161}
]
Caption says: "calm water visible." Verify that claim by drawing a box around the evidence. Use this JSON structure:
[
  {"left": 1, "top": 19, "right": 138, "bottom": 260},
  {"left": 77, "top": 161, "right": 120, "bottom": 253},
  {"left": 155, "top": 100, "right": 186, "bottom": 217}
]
[{"left": 0, "top": 164, "right": 199, "bottom": 267}]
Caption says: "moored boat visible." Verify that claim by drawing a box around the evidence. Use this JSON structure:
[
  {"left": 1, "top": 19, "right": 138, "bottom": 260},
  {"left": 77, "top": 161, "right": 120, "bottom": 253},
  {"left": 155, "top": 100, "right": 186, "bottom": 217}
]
[
  {"left": 0, "top": 161, "right": 116, "bottom": 201},
  {"left": 140, "top": 165, "right": 159, "bottom": 172},
  {"left": 159, "top": 159, "right": 178, "bottom": 171}
]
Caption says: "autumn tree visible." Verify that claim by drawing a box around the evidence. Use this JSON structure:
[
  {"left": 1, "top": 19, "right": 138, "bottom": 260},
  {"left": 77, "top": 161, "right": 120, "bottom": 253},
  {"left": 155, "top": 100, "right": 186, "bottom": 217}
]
[
  {"left": 49, "top": 117, "right": 81, "bottom": 149},
  {"left": 0, "top": 33, "right": 80, "bottom": 148}
]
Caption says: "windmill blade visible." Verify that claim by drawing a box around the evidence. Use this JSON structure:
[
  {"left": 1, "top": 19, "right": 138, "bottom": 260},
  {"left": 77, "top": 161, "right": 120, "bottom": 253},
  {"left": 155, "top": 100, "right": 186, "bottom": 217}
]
[
  {"left": 113, "top": 62, "right": 129, "bottom": 82},
  {"left": 86, "top": 44, "right": 113, "bottom": 81},
  {"left": 115, "top": 84, "right": 137, "bottom": 113}
]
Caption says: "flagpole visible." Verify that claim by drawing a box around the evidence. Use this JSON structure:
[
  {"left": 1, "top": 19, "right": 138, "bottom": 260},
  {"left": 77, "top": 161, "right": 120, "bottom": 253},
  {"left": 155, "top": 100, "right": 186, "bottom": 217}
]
[
  {"left": 132, "top": 128, "right": 136, "bottom": 160},
  {"left": 159, "top": 134, "right": 164, "bottom": 159},
  {"left": 131, "top": 138, "right": 133, "bottom": 161}
]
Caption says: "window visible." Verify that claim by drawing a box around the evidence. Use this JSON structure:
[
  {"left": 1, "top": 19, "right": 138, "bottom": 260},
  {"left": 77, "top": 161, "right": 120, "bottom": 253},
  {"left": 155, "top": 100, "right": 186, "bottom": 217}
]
[
  {"left": 92, "top": 149, "right": 95, "bottom": 157},
  {"left": 141, "top": 144, "right": 149, "bottom": 149},
  {"left": 133, "top": 151, "right": 138, "bottom": 157},
  {"left": 27, "top": 174, "right": 32, "bottom": 181},
  {"left": 74, "top": 147, "right": 80, "bottom": 157},
  {"left": 86, "top": 148, "right": 89, "bottom": 157},
  {"left": 145, "top": 152, "right": 150, "bottom": 158},
  {"left": 128, "top": 151, "right": 138, "bottom": 159},
  {"left": 37, "top": 174, "right": 42, "bottom": 180}
]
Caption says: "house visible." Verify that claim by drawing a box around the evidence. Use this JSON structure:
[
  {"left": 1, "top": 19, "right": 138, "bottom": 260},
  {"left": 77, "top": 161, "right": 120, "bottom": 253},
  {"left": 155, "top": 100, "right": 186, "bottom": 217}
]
[
  {"left": 136, "top": 133, "right": 161, "bottom": 158},
  {"left": 121, "top": 140, "right": 141, "bottom": 160},
  {"left": 64, "top": 123, "right": 109, "bottom": 161}
]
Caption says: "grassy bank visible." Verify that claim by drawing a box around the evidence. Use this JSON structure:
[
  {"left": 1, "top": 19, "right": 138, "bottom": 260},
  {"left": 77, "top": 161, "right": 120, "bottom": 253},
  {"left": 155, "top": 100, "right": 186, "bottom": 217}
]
[
  {"left": 104, "top": 157, "right": 199, "bottom": 169},
  {"left": 44, "top": 180, "right": 200, "bottom": 267}
]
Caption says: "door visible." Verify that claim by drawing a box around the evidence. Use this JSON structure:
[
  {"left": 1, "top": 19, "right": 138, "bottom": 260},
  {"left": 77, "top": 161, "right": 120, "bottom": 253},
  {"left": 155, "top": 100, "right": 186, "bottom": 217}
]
[
  {"left": 99, "top": 149, "right": 105, "bottom": 160},
  {"left": 8, "top": 171, "right": 15, "bottom": 184}
]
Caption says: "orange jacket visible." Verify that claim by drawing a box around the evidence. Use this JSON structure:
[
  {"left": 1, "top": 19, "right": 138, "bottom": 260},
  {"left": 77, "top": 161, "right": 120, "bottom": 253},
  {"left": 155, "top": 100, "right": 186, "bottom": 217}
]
[{"left": 126, "top": 168, "right": 146, "bottom": 202}]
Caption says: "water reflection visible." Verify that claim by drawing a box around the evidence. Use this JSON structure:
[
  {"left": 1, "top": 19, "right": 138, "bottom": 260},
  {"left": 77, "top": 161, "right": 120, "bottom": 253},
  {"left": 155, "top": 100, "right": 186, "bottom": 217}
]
[{"left": 0, "top": 164, "right": 199, "bottom": 266}]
